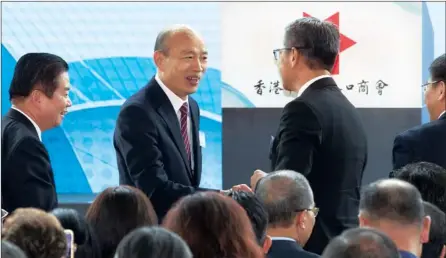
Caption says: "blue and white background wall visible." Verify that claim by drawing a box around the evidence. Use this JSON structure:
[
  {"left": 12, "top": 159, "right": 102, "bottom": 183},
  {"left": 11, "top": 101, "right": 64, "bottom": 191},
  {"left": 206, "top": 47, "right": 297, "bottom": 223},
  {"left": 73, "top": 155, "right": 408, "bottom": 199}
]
[{"left": 1, "top": 2, "right": 223, "bottom": 194}]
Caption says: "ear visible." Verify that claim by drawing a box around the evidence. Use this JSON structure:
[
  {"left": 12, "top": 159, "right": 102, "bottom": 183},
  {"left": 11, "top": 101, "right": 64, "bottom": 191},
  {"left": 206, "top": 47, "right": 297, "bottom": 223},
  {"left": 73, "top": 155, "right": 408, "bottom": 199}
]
[
  {"left": 438, "top": 81, "right": 445, "bottom": 101},
  {"left": 262, "top": 235, "right": 272, "bottom": 254},
  {"left": 30, "top": 89, "right": 44, "bottom": 104},
  {"left": 420, "top": 215, "right": 431, "bottom": 244},
  {"left": 295, "top": 211, "right": 306, "bottom": 229},
  {"left": 153, "top": 51, "right": 165, "bottom": 70},
  {"left": 290, "top": 48, "right": 300, "bottom": 68},
  {"left": 358, "top": 212, "right": 368, "bottom": 227}
]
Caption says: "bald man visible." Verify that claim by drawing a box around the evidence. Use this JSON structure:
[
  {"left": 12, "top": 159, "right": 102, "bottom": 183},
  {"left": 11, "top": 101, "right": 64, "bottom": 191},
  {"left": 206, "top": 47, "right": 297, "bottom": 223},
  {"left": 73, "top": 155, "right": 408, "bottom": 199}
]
[{"left": 113, "top": 25, "right": 210, "bottom": 219}]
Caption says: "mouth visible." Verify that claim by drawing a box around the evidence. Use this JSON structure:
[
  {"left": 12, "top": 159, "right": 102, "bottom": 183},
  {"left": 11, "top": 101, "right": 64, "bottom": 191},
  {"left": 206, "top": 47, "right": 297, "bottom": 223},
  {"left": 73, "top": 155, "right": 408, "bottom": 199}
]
[
  {"left": 186, "top": 75, "right": 201, "bottom": 86},
  {"left": 60, "top": 110, "right": 68, "bottom": 117}
]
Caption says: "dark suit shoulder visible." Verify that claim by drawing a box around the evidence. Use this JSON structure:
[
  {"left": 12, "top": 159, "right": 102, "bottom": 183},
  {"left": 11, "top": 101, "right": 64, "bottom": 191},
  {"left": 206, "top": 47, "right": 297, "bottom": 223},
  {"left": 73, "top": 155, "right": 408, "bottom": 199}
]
[
  {"left": 268, "top": 240, "right": 320, "bottom": 258},
  {"left": 397, "top": 119, "right": 446, "bottom": 141},
  {"left": 2, "top": 118, "right": 42, "bottom": 157}
]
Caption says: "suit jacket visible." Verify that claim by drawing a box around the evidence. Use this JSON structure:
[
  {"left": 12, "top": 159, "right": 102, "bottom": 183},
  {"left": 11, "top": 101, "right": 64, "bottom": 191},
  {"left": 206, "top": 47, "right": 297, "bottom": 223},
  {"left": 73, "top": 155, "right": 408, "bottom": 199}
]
[
  {"left": 268, "top": 240, "right": 320, "bottom": 258},
  {"left": 392, "top": 112, "right": 446, "bottom": 171},
  {"left": 113, "top": 77, "right": 204, "bottom": 220},
  {"left": 270, "top": 77, "right": 368, "bottom": 254},
  {"left": 1, "top": 109, "right": 58, "bottom": 212}
]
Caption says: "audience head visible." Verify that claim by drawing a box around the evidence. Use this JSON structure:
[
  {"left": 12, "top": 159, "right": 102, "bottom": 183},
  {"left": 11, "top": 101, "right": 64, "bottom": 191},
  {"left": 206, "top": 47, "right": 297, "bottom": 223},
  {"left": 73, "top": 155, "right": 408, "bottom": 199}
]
[
  {"left": 114, "top": 226, "right": 192, "bottom": 258},
  {"left": 153, "top": 25, "right": 207, "bottom": 99},
  {"left": 255, "top": 170, "right": 316, "bottom": 246},
  {"left": 359, "top": 179, "right": 430, "bottom": 256},
  {"left": 86, "top": 185, "right": 158, "bottom": 258},
  {"left": 421, "top": 202, "right": 446, "bottom": 258},
  {"left": 424, "top": 53, "right": 445, "bottom": 121},
  {"left": 276, "top": 17, "right": 339, "bottom": 91},
  {"left": 2, "top": 208, "right": 66, "bottom": 258},
  {"left": 1, "top": 240, "right": 27, "bottom": 258},
  {"left": 162, "top": 191, "right": 264, "bottom": 258},
  {"left": 392, "top": 161, "right": 446, "bottom": 213},
  {"left": 9, "top": 52, "right": 72, "bottom": 131},
  {"left": 51, "top": 208, "right": 101, "bottom": 258},
  {"left": 227, "top": 190, "right": 272, "bottom": 253},
  {"left": 322, "top": 227, "right": 400, "bottom": 258}
]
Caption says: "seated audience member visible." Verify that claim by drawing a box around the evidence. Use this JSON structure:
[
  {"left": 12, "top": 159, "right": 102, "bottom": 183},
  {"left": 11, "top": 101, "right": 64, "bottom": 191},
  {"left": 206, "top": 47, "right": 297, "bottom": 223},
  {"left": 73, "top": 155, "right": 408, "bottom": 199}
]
[
  {"left": 255, "top": 170, "right": 320, "bottom": 258},
  {"left": 227, "top": 190, "right": 272, "bottom": 253},
  {"left": 358, "top": 179, "right": 431, "bottom": 258},
  {"left": 1, "top": 240, "right": 27, "bottom": 258},
  {"left": 422, "top": 202, "right": 446, "bottom": 258},
  {"left": 51, "top": 208, "right": 101, "bottom": 258},
  {"left": 114, "top": 226, "right": 192, "bottom": 258},
  {"left": 162, "top": 192, "right": 264, "bottom": 258},
  {"left": 321, "top": 227, "right": 400, "bottom": 258},
  {"left": 2, "top": 208, "right": 66, "bottom": 258},
  {"left": 391, "top": 162, "right": 446, "bottom": 213},
  {"left": 86, "top": 185, "right": 158, "bottom": 258}
]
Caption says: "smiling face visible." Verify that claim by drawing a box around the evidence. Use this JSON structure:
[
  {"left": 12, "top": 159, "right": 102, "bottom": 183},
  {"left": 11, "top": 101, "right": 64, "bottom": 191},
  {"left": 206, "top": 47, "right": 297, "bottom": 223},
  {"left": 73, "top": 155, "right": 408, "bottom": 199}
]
[
  {"left": 154, "top": 29, "right": 208, "bottom": 99},
  {"left": 38, "top": 71, "right": 72, "bottom": 129}
]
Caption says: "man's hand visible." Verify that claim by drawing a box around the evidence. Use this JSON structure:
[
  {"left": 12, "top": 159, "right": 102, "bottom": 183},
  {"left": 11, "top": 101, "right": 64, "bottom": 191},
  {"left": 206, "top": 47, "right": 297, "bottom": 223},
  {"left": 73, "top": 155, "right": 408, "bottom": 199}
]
[
  {"left": 251, "top": 169, "right": 268, "bottom": 189},
  {"left": 220, "top": 184, "right": 253, "bottom": 195}
]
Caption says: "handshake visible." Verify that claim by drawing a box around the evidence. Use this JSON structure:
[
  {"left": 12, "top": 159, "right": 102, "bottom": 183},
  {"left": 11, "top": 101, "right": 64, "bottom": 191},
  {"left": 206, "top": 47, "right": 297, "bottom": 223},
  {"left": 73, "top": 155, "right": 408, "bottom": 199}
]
[{"left": 220, "top": 169, "right": 268, "bottom": 195}]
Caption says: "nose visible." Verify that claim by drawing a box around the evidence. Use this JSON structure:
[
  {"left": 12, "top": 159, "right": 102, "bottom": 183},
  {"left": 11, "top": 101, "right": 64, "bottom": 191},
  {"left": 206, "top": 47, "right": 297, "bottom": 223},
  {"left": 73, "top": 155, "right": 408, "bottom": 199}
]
[
  {"left": 193, "top": 57, "right": 205, "bottom": 72},
  {"left": 66, "top": 96, "right": 72, "bottom": 107}
]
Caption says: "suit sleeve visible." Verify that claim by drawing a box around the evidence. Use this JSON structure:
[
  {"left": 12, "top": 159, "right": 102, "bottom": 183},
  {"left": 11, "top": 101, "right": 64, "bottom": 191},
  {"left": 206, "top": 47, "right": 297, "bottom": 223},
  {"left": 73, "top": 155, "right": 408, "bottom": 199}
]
[
  {"left": 274, "top": 100, "right": 322, "bottom": 176},
  {"left": 392, "top": 133, "right": 414, "bottom": 172},
  {"left": 8, "top": 137, "right": 57, "bottom": 211},
  {"left": 114, "top": 105, "right": 195, "bottom": 204}
]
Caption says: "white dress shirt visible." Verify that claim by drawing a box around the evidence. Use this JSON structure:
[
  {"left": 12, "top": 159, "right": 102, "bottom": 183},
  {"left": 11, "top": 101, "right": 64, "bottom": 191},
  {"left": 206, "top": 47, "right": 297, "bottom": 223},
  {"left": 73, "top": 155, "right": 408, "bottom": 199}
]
[
  {"left": 270, "top": 237, "right": 297, "bottom": 242},
  {"left": 439, "top": 110, "right": 446, "bottom": 119},
  {"left": 297, "top": 75, "right": 332, "bottom": 97},
  {"left": 12, "top": 106, "right": 42, "bottom": 141},
  {"left": 155, "top": 74, "right": 194, "bottom": 170}
]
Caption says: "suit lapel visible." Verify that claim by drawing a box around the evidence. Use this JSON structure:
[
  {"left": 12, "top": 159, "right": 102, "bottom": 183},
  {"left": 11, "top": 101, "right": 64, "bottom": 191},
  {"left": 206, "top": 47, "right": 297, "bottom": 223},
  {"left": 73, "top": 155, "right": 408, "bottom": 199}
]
[
  {"left": 151, "top": 82, "right": 193, "bottom": 178},
  {"left": 189, "top": 101, "right": 201, "bottom": 185}
]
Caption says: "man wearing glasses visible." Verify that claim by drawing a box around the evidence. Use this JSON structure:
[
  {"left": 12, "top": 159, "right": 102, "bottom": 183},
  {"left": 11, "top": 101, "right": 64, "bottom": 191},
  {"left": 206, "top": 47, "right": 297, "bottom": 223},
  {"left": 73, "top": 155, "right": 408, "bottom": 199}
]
[
  {"left": 251, "top": 17, "right": 368, "bottom": 254},
  {"left": 255, "top": 170, "right": 320, "bottom": 258},
  {"left": 392, "top": 53, "right": 446, "bottom": 170}
]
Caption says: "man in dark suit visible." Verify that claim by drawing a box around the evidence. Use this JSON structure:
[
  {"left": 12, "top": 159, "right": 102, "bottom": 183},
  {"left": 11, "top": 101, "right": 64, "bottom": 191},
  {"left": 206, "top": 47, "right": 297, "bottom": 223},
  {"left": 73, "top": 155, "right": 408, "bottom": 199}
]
[
  {"left": 251, "top": 17, "right": 368, "bottom": 254},
  {"left": 1, "top": 53, "right": 72, "bottom": 212},
  {"left": 393, "top": 53, "right": 446, "bottom": 170},
  {"left": 255, "top": 170, "right": 320, "bottom": 258},
  {"left": 114, "top": 25, "right": 217, "bottom": 219}
]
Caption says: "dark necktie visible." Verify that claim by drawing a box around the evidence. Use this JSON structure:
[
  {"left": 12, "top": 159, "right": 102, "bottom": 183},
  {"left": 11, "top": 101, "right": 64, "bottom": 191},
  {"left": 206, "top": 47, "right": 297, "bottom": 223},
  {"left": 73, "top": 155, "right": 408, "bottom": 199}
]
[{"left": 180, "top": 102, "right": 191, "bottom": 165}]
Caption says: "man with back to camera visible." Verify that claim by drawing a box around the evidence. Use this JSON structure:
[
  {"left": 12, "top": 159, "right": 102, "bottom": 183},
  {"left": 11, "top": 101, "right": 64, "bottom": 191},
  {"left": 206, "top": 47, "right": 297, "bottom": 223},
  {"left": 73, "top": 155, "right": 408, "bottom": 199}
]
[
  {"left": 392, "top": 53, "right": 446, "bottom": 170},
  {"left": 2, "top": 52, "right": 72, "bottom": 213},
  {"left": 250, "top": 17, "right": 368, "bottom": 254}
]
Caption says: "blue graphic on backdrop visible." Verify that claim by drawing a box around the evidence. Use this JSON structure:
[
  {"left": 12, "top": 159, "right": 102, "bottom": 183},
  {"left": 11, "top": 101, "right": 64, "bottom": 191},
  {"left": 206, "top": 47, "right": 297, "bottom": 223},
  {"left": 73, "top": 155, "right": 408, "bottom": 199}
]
[{"left": 2, "top": 45, "right": 222, "bottom": 193}]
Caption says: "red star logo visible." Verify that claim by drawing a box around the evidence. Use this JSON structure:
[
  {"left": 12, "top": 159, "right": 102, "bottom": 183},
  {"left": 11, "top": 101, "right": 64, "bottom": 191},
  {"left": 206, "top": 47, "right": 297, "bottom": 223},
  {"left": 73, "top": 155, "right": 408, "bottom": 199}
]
[{"left": 303, "top": 12, "right": 356, "bottom": 75}]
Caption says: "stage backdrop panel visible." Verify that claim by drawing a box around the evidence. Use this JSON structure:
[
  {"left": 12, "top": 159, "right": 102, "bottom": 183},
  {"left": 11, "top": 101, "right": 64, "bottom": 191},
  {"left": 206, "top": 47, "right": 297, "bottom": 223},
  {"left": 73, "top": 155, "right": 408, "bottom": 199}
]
[
  {"left": 1, "top": 2, "right": 223, "bottom": 193},
  {"left": 221, "top": 2, "right": 423, "bottom": 108}
]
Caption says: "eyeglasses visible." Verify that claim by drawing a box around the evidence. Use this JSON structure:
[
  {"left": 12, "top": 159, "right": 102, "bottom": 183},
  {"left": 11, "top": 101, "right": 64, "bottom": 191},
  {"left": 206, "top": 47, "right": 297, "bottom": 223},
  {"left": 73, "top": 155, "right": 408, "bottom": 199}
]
[
  {"left": 297, "top": 207, "right": 319, "bottom": 217},
  {"left": 421, "top": 80, "right": 440, "bottom": 92},
  {"left": 273, "top": 46, "right": 309, "bottom": 61}
]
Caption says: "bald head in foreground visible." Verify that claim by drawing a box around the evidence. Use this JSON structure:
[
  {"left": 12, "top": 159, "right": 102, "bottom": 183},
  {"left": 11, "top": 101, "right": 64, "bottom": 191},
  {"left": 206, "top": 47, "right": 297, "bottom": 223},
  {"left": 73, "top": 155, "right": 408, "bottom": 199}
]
[
  {"left": 358, "top": 179, "right": 431, "bottom": 258},
  {"left": 322, "top": 227, "right": 400, "bottom": 258}
]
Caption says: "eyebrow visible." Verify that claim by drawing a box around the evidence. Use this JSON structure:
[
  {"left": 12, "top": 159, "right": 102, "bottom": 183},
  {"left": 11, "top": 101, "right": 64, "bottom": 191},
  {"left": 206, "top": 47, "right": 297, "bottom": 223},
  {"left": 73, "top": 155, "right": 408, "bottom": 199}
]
[{"left": 180, "top": 50, "right": 208, "bottom": 55}]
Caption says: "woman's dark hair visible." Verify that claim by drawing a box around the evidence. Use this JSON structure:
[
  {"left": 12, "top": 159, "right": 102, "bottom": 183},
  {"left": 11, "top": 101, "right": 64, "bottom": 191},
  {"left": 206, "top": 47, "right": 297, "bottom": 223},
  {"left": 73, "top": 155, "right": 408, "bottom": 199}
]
[
  {"left": 86, "top": 185, "right": 158, "bottom": 258},
  {"left": 115, "top": 226, "right": 192, "bottom": 258},
  {"left": 51, "top": 208, "right": 101, "bottom": 258},
  {"left": 162, "top": 192, "right": 264, "bottom": 258}
]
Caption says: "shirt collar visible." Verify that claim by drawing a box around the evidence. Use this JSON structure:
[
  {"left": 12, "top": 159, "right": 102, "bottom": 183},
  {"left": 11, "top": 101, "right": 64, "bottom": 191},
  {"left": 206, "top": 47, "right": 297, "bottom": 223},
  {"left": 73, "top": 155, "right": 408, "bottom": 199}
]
[
  {"left": 155, "top": 73, "right": 188, "bottom": 113},
  {"left": 439, "top": 110, "right": 446, "bottom": 119},
  {"left": 297, "top": 74, "right": 332, "bottom": 97},
  {"left": 11, "top": 106, "right": 42, "bottom": 141},
  {"left": 399, "top": 250, "right": 418, "bottom": 258},
  {"left": 270, "top": 237, "right": 296, "bottom": 242}
]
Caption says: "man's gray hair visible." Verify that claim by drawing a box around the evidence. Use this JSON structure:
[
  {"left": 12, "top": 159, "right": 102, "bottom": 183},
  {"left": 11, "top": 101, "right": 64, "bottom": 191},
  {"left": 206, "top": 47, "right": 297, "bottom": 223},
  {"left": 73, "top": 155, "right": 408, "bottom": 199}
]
[
  {"left": 255, "top": 170, "right": 314, "bottom": 227},
  {"left": 284, "top": 17, "right": 339, "bottom": 71}
]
